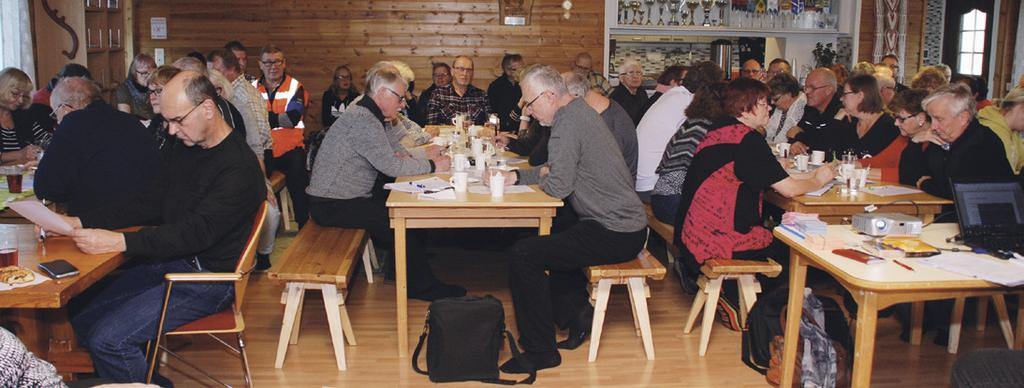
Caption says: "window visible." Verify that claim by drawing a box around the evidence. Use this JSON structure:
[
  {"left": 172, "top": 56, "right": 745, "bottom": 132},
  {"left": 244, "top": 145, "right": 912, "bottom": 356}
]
[{"left": 957, "top": 9, "right": 987, "bottom": 76}]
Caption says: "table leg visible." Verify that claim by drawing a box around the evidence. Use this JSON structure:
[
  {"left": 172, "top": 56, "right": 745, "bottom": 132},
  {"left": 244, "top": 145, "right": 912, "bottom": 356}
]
[
  {"left": 538, "top": 216, "right": 552, "bottom": 236},
  {"left": 851, "top": 292, "right": 879, "bottom": 388},
  {"left": 910, "top": 301, "right": 924, "bottom": 345},
  {"left": 948, "top": 297, "right": 965, "bottom": 354},
  {"left": 922, "top": 213, "right": 934, "bottom": 225},
  {"left": 394, "top": 218, "right": 409, "bottom": 357},
  {"left": 779, "top": 252, "right": 807, "bottom": 388},
  {"left": 1015, "top": 294, "right": 1024, "bottom": 349}
]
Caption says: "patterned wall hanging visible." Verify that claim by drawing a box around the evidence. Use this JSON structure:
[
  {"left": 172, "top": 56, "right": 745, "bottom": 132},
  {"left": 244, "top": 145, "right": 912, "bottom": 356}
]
[{"left": 873, "top": 0, "right": 908, "bottom": 81}]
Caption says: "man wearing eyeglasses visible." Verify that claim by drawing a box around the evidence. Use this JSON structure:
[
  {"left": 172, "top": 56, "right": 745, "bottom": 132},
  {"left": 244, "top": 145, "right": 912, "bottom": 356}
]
[
  {"left": 571, "top": 52, "right": 611, "bottom": 96},
  {"left": 255, "top": 44, "right": 311, "bottom": 229},
  {"left": 308, "top": 67, "right": 464, "bottom": 301},
  {"left": 36, "top": 77, "right": 159, "bottom": 216},
  {"left": 609, "top": 59, "right": 649, "bottom": 126},
  {"left": 787, "top": 68, "right": 843, "bottom": 156},
  {"left": 426, "top": 56, "right": 491, "bottom": 125},
  {"left": 740, "top": 59, "right": 765, "bottom": 82},
  {"left": 55, "top": 71, "right": 265, "bottom": 385},
  {"left": 415, "top": 63, "right": 452, "bottom": 126}
]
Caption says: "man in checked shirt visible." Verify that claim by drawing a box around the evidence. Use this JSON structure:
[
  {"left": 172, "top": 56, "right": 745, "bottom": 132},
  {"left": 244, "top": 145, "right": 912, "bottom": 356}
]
[{"left": 426, "top": 55, "right": 492, "bottom": 125}]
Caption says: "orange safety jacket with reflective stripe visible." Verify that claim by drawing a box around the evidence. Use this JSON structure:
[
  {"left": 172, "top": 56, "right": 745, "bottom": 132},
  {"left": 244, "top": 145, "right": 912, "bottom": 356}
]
[{"left": 255, "top": 74, "right": 309, "bottom": 157}]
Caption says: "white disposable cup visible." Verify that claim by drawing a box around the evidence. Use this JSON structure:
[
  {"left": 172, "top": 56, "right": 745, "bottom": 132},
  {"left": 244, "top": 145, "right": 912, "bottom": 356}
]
[
  {"left": 449, "top": 172, "right": 468, "bottom": 193},
  {"left": 453, "top": 153, "right": 469, "bottom": 172},
  {"left": 855, "top": 168, "right": 868, "bottom": 189},
  {"left": 794, "top": 154, "right": 810, "bottom": 172},
  {"left": 474, "top": 152, "right": 487, "bottom": 171},
  {"left": 810, "top": 150, "right": 825, "bottom": 164},
  {"left": 489, "top": 173, "right": 505, "bottom": 198}
]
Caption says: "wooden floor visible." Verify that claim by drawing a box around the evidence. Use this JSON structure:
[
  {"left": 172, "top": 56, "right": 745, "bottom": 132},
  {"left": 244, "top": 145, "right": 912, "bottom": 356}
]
[{"left": 159, "top": 229, "right": 1011, "bottom": 387}]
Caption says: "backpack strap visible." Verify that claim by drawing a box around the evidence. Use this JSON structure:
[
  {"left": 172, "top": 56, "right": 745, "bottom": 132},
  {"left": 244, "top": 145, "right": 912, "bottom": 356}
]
[
  {"left": 478, "top": 330, "right": 536, "bottom": 385},
  {"left": 741, "top": 328, "right": 769, "bottom": 374}
]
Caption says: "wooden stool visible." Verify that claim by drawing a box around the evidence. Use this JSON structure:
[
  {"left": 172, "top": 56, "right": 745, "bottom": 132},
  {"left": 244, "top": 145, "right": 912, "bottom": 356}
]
[
  {"left": 683, "top": 258, "right": 782, "bottom": 356},
  {"left": 268, "top": 221, "right": 373, "bottom": 370},
  {"left": 643, "top": 204, "right": 676, "bottom": 264},
  {"left": 585, "top": 250, "right": 666, "bottom": 362},
  {"left": 269, "top": 171, "right": 294, "bottom": 231}
]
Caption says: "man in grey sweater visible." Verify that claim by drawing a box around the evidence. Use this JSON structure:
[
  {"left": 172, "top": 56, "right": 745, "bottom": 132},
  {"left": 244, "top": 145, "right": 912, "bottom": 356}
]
[
  {"left": 490, "top": 65, "right": 648, "bottom": 373},
  {"left": 307, "top": 67, "right": 465, "bottom": 301}
]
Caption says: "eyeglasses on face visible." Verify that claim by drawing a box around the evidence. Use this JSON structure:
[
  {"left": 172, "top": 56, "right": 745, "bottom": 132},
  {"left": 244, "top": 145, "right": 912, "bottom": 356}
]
[
  {"left": 165, "top": 99, "right": 207, "bottom": 126},
  {"left": 433, "top": 72, "right": 451, "bottom": 79},
  {"left": 523, "top": 91, "right": 550, "bottom": 111},
  {"left": 573, "top": 64, "right": 592, "bottom": 72},
  {"left": 894, "top": 113, "right": 917, "bottom": 122},
  {"left": 334, "top": 75, "right": 352, "bottom": 81},
  {"left": 621, "top": 71, "right": 643, "bottom": 77},
  {"left": 10, "top": 90, "right": 30, "bottom": 100},
  {"left": 148, "top": 87, "right": 164, "bottom": 97},
  {"left": 49, "top": 104, "right": 71, "bottom": 120},
  {"left": 453, "top": 66, "right": 474, "bottom": 73},
  {"left": 742, "top": 69, "right": 763, "bottom": 75},
  {"left": 259, "top": 60, "right": 284, "bottom": 67},
  {"left": 803, "top": 84, "right": 829, "bottom": 93},
  {"left": 384, "top": 88, "right": 407, "bottom": 104}
]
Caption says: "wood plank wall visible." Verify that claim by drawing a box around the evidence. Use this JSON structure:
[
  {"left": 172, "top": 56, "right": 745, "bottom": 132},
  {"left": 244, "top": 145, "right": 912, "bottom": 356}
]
[
  {"left": 994, "top": 0, "right": 1021, "bottom": 98},
  {"left": 135, "top": 0, "right": 605, "bottom": 131},
  {"left": 857, "top": 0, "right": 927, "bottom": 82}
]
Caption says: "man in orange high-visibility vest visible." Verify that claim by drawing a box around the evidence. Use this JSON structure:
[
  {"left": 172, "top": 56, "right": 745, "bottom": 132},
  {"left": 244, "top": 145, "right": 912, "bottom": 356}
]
[{"left": 255, "top": 44, "right": 310, "bottom": 228}]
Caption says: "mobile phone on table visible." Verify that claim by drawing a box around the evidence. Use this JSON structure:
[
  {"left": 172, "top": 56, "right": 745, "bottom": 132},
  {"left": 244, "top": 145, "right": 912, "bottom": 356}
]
[{"left": 38, "top": 259, "right": 80, "bottom": 279}]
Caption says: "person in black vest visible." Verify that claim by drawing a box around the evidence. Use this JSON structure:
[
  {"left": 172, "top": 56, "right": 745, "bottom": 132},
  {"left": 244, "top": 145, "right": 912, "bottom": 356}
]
[{"left": 487, "top": 54, "right": 524, "bottom": 132}]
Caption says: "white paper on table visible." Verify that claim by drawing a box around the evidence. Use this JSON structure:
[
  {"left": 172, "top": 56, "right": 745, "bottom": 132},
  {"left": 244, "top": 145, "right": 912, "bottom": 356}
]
[
  {"left": 384, "top": 177, "right": 450, "bottom": 193},
  {"left": 417, "top": 188, "right": 457, "bottom": 200},
  {"left": 468, "top": 185, "right": 535, "bottom": 195},
  {"left": 918, "top": 252, "right": 1024, "bottom": 287},
  {"left": 863, "top": 185, "right": 923, "bottom": 197},
  {"left": 8, "top": 200, "right": 74, "bottom": 235},
  {"left": 0, "top": 270, "right": 49, "bottom": 292},
  {"left": 804, "top": 183, "right": 834, "bottom": 197}
]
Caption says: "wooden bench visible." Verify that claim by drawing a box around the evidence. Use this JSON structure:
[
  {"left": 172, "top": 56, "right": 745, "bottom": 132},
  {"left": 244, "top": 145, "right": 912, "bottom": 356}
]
[
  {"left": 683, "top": 258, "right": 782, "bottom": 356},
  {"left": 585, "top": 250, "right": 666, "bottom": 362},
  {"left": 267, "top": 220, "right": 376, "bottom": 371},
  {"left": 269, "top": 171, "right": 294, "bottom": 231},
  {"left": 643, "top": 204, "right": 676, "bottom": 264}
]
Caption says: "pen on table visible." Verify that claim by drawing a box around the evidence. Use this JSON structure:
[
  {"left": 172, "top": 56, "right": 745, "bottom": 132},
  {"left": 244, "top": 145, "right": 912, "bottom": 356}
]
[{"left": 893, "top": 259, "right": 914, "bottom": 271}]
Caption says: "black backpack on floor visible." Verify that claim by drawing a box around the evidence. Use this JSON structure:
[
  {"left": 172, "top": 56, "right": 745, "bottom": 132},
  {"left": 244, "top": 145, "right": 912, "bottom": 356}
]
[{"left": 413, "top": 295, "right": 536, "bottom": 385}]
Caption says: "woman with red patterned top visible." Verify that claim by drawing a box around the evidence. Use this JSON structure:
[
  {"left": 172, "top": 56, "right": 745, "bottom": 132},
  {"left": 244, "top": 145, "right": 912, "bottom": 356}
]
[{"left": 675, "top": 78, "right": 836, "bottom": 272}]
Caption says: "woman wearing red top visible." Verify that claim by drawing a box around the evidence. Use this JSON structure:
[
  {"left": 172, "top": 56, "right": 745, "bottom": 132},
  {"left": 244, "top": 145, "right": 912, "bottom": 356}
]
[
  {"left": 676, "top": 79, "right": 836, "bottom": 269},
  {"left": 884, "top": 89, "right": 934, "bottom": 185}
]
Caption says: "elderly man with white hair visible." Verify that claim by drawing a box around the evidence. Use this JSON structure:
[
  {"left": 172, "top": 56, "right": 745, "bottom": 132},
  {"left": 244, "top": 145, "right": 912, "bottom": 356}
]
[
  {"left": 307, "top": 67, "right": 463, "bottom": 302},
  {"left": 36, "top": 77, "right": 160, "bottom": 216},
  {"left": 915, "top": 84, "right": 1012, "bottom": 199},
  {"left": 490, "top": 64, "right": 646, "bottom": 373},
  {"left": 609, "top": 59, "right": 650, "bottom": 125},
  {"left": 562, "top": 71, "right": 637, "bottom": 177}
]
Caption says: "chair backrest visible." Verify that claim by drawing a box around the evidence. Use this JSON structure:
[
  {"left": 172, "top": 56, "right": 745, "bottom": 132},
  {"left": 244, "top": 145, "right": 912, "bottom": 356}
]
[{"left": 232, "top": 201, "right": 268, "bottom": 309}]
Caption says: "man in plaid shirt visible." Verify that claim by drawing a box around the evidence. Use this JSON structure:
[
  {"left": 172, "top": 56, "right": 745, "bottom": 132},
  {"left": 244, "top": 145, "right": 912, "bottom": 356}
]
[{"left": 427, "top": 56, "right": 491, "bottom": 125}]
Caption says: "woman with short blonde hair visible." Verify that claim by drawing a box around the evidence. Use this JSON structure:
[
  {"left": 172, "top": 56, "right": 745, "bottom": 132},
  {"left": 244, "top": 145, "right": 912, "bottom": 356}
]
[{"left": 0, "top": 67, "right": 50, "bottom": 163}]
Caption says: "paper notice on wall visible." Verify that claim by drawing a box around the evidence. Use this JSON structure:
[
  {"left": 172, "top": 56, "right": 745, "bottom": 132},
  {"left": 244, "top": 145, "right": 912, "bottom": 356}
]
[{"left": 151, "top": 17, "right": 167, "bottom": 40}]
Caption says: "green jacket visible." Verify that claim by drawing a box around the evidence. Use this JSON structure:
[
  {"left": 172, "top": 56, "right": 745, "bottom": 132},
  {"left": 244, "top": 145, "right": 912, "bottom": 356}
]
[{"left": 977, "top": 106, "right": 1024, "bottom": 174}]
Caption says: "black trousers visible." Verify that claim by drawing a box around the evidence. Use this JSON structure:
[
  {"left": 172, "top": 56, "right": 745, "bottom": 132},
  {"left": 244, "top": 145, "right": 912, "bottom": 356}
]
[
  {"left": 269, "top": 148, "right": 310, "bottom": 227},
  {"left": 508, "top": 219, "right": 647, "bottom": 353},
  {"left": 308, "top": 195, "right": 440, "bottom": 293}
]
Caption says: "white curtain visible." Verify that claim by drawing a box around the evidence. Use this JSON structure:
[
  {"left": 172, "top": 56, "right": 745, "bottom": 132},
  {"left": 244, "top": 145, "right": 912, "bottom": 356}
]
[{"left": 0, "top": 0, "right": 36, "bottom": 84}]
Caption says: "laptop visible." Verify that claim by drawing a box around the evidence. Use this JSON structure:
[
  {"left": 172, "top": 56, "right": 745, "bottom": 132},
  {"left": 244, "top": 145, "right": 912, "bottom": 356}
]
[{"left": 950, "top": 177, "right": 1024, "bottom": 257}]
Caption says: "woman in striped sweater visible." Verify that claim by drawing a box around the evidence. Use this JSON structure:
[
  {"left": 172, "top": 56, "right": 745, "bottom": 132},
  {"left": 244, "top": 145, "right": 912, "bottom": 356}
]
[{"left": 0, "top": 67, "right": 50, "bottom": 164}]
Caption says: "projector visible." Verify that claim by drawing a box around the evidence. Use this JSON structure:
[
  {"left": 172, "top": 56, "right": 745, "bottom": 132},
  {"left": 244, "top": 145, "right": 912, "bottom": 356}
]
[{"left": 852, "top": 213, "right": 923, "bottom": 236}]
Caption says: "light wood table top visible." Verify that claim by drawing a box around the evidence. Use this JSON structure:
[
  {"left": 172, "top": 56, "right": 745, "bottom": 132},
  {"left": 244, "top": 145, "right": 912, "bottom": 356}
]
[
  {"left": 765, "top": 183, "right": 952, "bottom": 223},
  {"left": 386, "top": 174, "right": 563, "bottom": 208},
  {"left": 0, "top": 225, "right": 126, "bottom": 308},
  {"left": 773, "top": 223, "right": 1023, "bottom": 387}
]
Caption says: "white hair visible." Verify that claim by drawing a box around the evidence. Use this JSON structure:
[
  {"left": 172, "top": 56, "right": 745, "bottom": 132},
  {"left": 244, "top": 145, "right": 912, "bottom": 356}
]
[
  {"left": 172, "top": 57, "right": 207, "bottom": 75},
  {"left": 923, "top": 83, "right": 976, "bottom": 117},
  {"left": 366, "top": 67, "right": 407, "bottom": 97},
  {"left": 562, "top": 72, "right": 589, "bottom": 98},
  {"left": 521, "top": 64, "right": 569, "bottom": 97},
  {"left": 384, "top": 61, "right": 415, "bottom": 83},
  {"left": 50, "top": 76, "right": 100, "bottom": 109},
  {"left": 619, "top": 59, "right": 642, "bottom": 75},
  {"left": 207, "top": 69, "right": 233, "bottom": 99},
  {"left": 875, "top": 74, "right": 895, "bottom": 89}
]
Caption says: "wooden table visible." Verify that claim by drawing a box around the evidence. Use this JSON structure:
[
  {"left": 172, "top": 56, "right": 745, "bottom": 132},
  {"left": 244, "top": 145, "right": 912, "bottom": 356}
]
[
  {"left": 386, "top": 172, "right": 562, "bottom": 356},
  {"left": 765, "top": 184, "right": 952, "bottom": 224},
  {"left": 774, "top": 224, "right": 1024, "bottom": 387},
  {"left": 0, "top": 225, "right": 126, "bottom": 376}
]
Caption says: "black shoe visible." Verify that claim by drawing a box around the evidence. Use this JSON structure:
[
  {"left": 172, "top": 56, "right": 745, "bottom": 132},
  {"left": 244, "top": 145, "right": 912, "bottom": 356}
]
[
  {"left": 255, "top": 253, "right": 271, "bottom": 272},
  {"left": 500, "top": 350, "right": 561, "bottom": 374},
  {"left": 557, "top": 305, "right": 593, "bottom": 350},
  {"left": 674, "top": 260, "right": 698, "bottom": 295},
  {"left": 409, "top": 282, "right": 467, "bottom": 301}
]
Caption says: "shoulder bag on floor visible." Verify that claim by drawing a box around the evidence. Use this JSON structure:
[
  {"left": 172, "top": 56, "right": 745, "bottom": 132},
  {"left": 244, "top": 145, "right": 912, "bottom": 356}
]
[{"left": 412, "top": 295, "right": 536, "bottom": 385}]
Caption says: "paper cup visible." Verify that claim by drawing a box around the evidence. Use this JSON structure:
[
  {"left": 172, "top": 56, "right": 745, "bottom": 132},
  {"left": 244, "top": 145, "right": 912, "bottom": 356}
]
[
  {"left": 449, "top": 172, "right": 468, "bottom": 193},
  {"left": 810, "top": 150, "right": 826, "bottom": 164}
]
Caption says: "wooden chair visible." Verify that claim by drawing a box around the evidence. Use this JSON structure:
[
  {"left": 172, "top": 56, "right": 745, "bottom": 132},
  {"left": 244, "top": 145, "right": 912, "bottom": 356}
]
[
  {"left": 267, "top": 220, "right": 373, "bottom": 370},
  {"left": 585, "top": 250, "right": 667, "bottom": 362},
  {"left": 683, "top": 258, "right": 782, "bottom": 356},
  {"left": 145, "top": 202, "right": 268, "bottom": 387},
  {"left": 945, "top": 295, "right": 1015, "bottom": 354},
  {"left": 270, "top": 171, "right": 294, "bottom": 231},
  {"left": 643, "top": 204, "right": 676, "bottom": 264}
]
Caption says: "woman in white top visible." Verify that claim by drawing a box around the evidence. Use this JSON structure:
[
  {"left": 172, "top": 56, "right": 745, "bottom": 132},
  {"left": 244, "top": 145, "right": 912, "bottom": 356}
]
[{"left": 763, "top": 73, "right": 806, "bottom": 145}]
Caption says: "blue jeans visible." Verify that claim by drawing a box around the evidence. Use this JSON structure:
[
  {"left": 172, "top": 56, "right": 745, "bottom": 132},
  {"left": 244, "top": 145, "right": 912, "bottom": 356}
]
[{"left": 71, "top": 259, "right": 234, "bottom": 384}]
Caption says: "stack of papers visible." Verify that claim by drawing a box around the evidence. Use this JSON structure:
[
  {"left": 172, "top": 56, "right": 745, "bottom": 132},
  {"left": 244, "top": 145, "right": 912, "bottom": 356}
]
[
  {"left": 781, "top": 212, "right": 826, "bottom": 236},
  {"left": 467, "top": 185, "right": 535, "bottom": 195},
  {"left": 417, "top": 188, "right": 456, "bottom": 200},
  {"left": 863, "top": 185, "right": 923, "bottom": 197},
  {"left": 384, "top": 177, "right": 450, "bottom": 193},
  {"left": 805, "top": 183, "right": 834, "bottom": 197},
  {"left": 918, "top": 253, "right": 1024, "bottom": 287}
]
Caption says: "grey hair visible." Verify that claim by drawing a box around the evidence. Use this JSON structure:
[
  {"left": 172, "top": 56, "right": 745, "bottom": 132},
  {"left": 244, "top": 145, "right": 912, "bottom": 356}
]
[
  {"left": 207, "top": 69, "right": 233, "bottom": 99},
  {"left": 923, "top": 83, "right": 976, "bottom": 117},
  {"left": 875, "top": 73, "right": 895, "bottom": 89},
  {"left": 562, "top": 71, "right": 589, "bottom": 98},
  {"left": 810, "top": 68, "right": 838, "bottom": 89},
  {"left": 364, "top": 61, "right": 398, "bottom": 91},
  {"left": 50, "top": 76, "right": 101, "bottom": 109},
  {"left": 384, "top": 60, "right": 415, "bottom": 83},
  {"left": 172, "top": 56, "right": 208, "bottom": 75},
  {"left": 177, "top": 71, "right": 219, "bottom": 106},
  {"left": 619, "top": 59, "right": 642, "bottom": 75},
  {"left": 521, "top": 64, "right": 569, "bottom": 97},
  {"left": 366, "top": 67, "right": 406, "bottom": 97}
]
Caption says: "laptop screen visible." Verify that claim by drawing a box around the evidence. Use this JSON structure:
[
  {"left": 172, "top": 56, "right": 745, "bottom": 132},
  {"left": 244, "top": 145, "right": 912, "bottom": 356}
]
[{"left": 952, "top": 179, "right": 1024, "bottom": 228}]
